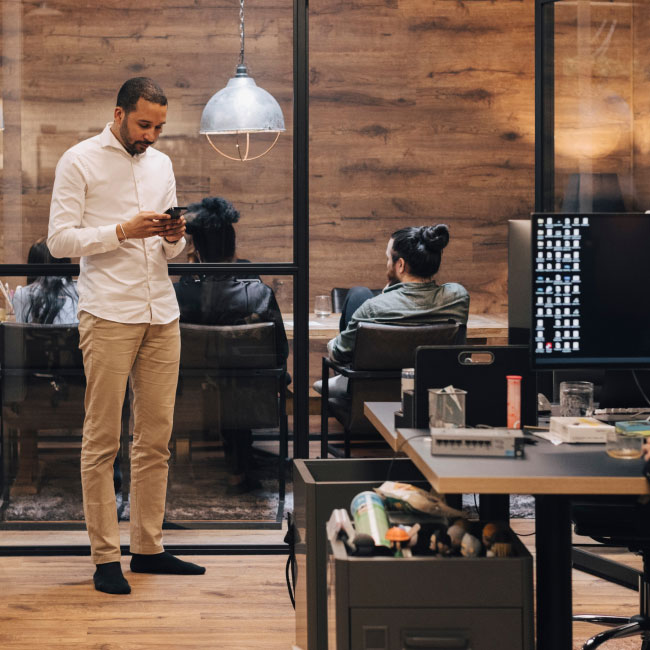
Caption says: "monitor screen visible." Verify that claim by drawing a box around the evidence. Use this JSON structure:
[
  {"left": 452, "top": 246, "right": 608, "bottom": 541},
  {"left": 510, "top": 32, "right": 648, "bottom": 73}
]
[
  {"left": 508, "top": 219, "right": 532, "bottom": 344},
  {"left": 532, "top": 212, "right": 650, "bottom": 370}
]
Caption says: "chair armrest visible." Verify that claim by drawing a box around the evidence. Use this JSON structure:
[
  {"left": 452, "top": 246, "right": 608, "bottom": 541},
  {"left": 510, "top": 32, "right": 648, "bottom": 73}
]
[{"left": 322, "top": 356, "right": 401, "bottom": 380}]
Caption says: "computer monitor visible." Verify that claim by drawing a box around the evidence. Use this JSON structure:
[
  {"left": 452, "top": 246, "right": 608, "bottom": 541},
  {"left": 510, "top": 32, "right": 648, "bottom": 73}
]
[
  {"left": 508, "top": 219, "right": 532, "bottom": 344},
  {"left": 531, "top": 212, "right": 650, "bottom": 371}
]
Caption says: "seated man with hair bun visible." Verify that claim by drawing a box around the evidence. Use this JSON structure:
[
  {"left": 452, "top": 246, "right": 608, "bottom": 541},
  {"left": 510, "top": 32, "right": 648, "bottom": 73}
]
[{"left": 316, "top": 224, "right": 469, "bottom": 398}]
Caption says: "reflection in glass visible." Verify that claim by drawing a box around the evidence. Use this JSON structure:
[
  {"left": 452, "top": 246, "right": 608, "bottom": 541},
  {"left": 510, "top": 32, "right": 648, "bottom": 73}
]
[
  {"left": 551, "top": 0, "right": 637, "bottom": 211},
  {"left": 12, "top": 237, "right": 78, "bottom": 324},
  {"left": 170, "top": 196, "right": 289, "bottom": 512}
]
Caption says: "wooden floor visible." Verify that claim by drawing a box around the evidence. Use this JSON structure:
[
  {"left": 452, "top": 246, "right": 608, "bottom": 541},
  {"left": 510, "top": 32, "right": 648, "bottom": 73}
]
[{"left": 0, "top": 522, "right": 644, "bottom": 649}]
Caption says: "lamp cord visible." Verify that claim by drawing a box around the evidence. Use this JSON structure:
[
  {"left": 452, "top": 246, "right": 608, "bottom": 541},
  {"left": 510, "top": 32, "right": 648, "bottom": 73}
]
[{"left": 239, "top": 0, "right": 245, "bottom": 66}]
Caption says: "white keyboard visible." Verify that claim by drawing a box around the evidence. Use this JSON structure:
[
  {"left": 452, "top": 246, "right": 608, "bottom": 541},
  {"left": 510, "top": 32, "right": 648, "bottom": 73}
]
[{"left": 593, "top": 407, "right": 650, "bottom": 423}]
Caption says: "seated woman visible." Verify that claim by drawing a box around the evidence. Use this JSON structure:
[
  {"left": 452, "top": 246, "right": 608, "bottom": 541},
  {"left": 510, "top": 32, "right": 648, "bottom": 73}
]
[
  {"left": 13, "top": 238, "right": 78, "bottom": 324},
  {"left": 11, "top": 239, "right": 125, "bottom": 492},
  {"left": 175, "top": 196, "right": 289, "bottom": 492}
]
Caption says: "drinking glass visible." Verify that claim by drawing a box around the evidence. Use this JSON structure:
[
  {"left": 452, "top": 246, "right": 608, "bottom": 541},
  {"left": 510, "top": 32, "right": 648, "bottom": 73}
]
[
  {"left": 559, "top": 381, "right": 594, "bottom": 417},
  {"left": 606, "top": 429, "right": 644, "bottom": 459},
  {"left": 314, "top": 294, "right": 332, "bottom": 318}
]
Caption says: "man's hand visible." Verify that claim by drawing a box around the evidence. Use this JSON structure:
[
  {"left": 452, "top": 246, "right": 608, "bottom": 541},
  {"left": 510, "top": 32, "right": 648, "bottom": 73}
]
[
  {"left": 160, "top": 215, "right": 186, "bottom": 243},
  {"left": 643, "top": 438, "right": 650, "bottom": 461},
  {"left": 120, "top": 211, "right": 172, "bottom": 240}
]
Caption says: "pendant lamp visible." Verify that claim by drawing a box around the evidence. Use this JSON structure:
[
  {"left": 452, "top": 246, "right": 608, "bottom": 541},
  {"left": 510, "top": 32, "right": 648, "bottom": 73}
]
[{"left": 199, "top": 0, "right": 285, "bottom": 162}]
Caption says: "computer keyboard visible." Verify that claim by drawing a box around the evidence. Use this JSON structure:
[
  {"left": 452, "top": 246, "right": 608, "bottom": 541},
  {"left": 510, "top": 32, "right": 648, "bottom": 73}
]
[{"left": 593, "top": 407, "right": 650, "bottom": 423}]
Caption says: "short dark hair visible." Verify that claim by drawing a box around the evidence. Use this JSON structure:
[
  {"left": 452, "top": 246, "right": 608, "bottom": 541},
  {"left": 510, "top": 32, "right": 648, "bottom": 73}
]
[
  {"left": 116, "top": 77, "right": 167, "bottom": 114},
  {"left": 185, "top": 197, "right": 241, "bottom": 262},
  {"left": 390, "top": 224, "right": 450, "bottom": 278}
]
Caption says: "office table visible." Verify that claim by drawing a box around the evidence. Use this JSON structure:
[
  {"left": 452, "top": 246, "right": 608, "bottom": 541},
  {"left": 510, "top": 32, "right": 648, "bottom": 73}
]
[
  {"left": 364, "top": 401, "right": 650, "bottom": 650},
  {"left": 283, "top": 312, "right": 509, "bottom": 343}
]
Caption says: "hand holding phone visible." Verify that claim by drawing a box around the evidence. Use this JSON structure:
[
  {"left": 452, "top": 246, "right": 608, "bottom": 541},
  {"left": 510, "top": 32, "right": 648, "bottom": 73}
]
[{"left": 165, "top": 207, "right": 187, "bottom": 219}]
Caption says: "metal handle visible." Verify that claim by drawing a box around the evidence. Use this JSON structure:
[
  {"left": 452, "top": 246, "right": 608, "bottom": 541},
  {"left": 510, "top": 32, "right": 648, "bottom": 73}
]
[
  {"left": 403, "top": 634, "right": 469, "bottom": 649},
  {"left": 458, "top": 350, "right": 494, "bottom": 365}
]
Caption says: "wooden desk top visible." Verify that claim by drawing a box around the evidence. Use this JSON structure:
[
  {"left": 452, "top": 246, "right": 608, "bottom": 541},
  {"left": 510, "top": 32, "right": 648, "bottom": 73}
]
[
  {"left": 364, "top": 402, "right": 650, "bottom": 496},
  {"left": 364, "top": 401, "right": 402, "bottom": 451},
  {"left": 285, "top": 313, "right": 508, "bottom": 342}
]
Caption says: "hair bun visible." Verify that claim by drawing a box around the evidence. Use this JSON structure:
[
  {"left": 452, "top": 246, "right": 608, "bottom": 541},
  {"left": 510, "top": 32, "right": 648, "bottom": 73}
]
[{"left": 420, "top": 224, "right": 449, "bottom": 252}]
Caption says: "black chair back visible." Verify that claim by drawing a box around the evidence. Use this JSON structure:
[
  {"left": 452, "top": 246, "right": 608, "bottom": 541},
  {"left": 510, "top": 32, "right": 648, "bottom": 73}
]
[
  {"left": 328, "top": 321, "right": 462, "bottom": 435},
  {"left": 330, "top": 287, "right": 382, "bottom": 314},
  {"left": 175, "top": 322, "right": 283, "bottom": 433},
  {"left": 352, "top": 321, "right": 462, "bottom": 370},
  {"left": 179, "top": 322, "right": 277, "bottom": 369},
  {"left": 0, "top": 322, "right": 86, "bottom": 430}
]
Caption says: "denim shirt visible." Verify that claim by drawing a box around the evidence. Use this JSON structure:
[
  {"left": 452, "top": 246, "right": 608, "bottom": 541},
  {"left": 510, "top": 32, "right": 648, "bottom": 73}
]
[{"left": 328, "top": 281, "right": 470, "bottom": 364}]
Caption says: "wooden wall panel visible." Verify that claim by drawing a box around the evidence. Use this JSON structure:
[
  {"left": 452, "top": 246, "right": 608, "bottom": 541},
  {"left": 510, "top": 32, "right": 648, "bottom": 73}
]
[
  {"left": 1, "top": 0, "right": 541, "bottom": 314},
  {"left": 309, "top": 0, "right": 536, "bottom": 313},
  {"left": 2, "top": 0, "right": 294, "bottom": 265}
]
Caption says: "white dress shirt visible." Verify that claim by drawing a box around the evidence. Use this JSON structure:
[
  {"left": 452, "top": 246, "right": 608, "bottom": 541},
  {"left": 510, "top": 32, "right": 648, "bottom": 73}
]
[{"left": 48, "top": 123, "right": 185, "bottom": 324}]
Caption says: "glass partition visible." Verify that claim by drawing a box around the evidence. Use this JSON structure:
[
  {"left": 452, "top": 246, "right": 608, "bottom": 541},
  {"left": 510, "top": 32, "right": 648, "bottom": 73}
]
[
  {"left": 0, "top": 0, "right": 299, "bottom": 530},
  {"left": 538, "top": 0, "right": 650, "bottom": 212}
]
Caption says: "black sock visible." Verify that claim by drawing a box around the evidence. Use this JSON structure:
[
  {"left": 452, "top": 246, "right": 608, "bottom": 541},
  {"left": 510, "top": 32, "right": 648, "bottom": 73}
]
[
  {"left": 130, "top": 551, "right": 206, "bottom": 575},
  {"left": 93, "top": 561, "right": 131, "bottom": 594}
]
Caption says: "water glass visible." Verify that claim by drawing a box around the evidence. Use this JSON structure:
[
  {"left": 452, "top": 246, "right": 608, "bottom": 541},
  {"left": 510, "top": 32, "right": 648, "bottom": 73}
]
[
  {"left": 314, "top": 294, "right": 332, "bottom": 318},
  {"left": 606, "top": 429, "right": 645, "bottom": 459},
  {"left": 559, "top": 381, "right": 594, "bottom": 417}
]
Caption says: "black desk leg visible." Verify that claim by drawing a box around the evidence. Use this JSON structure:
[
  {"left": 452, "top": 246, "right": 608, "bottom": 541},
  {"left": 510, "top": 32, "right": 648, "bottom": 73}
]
[
  {"left": 479, "top": 494, "right": 510, "bottom": 522},
  {"left": 535, "top": 494, "right": 572, "bottom": 650}
]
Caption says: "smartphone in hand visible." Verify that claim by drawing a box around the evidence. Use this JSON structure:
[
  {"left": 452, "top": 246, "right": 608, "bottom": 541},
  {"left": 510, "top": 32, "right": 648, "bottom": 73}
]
[{"left": 164, "top": 207, "right": 186, "bottom": 219}]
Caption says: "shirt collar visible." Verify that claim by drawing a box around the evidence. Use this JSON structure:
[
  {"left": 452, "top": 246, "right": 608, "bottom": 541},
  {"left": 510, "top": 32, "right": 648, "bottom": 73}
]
[
  {"left": 384, "top": 280, "right": 438, "bottom": 292},
  {"left": 100, "top": 122, "right": 147, "bottom": 160}
]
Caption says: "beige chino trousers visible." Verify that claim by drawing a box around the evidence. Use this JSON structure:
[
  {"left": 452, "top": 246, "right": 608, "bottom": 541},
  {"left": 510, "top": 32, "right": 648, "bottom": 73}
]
[{"left": 78, "top": 311, "right": 180, "bottom": 565}]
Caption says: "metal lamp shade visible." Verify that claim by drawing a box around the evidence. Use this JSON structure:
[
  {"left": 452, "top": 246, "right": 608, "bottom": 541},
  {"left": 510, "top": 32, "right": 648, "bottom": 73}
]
[{"left": 200, "top": 74, "right": 285, "bottom": 135}]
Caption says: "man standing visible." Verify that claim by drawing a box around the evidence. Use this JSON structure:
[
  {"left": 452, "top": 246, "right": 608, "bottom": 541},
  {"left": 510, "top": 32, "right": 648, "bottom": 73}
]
[{"left": 48, "top": 77, "right": 204, "bottom": 594}]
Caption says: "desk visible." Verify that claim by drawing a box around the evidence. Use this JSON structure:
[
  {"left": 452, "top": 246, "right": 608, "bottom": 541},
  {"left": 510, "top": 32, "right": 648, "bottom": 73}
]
[
  {"left": 364, "top": 401, "right": 650, "bottom": 650},
  {"left": 364, "top": 401, "right": 402, "bottom": 451},
  {"left": 283, "top": 312, "right": 509, "bottom": 343}
]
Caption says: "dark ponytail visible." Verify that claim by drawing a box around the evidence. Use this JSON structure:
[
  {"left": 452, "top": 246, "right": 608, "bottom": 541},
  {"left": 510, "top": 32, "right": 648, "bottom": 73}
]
[{"left": 391, "top": 224, "right": 450, "bottom": 278}]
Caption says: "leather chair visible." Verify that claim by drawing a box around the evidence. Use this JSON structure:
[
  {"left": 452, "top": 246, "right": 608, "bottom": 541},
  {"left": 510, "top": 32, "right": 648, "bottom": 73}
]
[
  {"left": 1, "top": 322, "right": 128, "bottom": 498},
  {"left": 320, "top": 320, "right": 464, "bottom": 457},
  {"left": 572, "top": 497, "right": 650, "bottom": 648},
  {"left": 330, "top": 287, "right": 381, "bottom": 314},
  {"left": 174, "top": 322, "right": 289, "bottom": 499}
]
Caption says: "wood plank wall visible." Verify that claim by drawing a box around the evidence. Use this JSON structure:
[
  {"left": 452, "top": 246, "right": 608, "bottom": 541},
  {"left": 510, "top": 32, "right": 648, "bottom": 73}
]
[{"left": 2, "top": 0, "right": 539, "bottom": 313}]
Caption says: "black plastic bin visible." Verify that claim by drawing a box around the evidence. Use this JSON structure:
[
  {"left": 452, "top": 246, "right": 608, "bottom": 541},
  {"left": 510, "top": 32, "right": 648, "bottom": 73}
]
[{"left": 292, "top": 458, "right": 431, "bottom": 650}]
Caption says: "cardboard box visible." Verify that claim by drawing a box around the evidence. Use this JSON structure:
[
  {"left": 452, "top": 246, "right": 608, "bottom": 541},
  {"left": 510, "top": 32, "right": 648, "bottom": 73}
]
[{"left": 548, "top": 416, "right": 614, "bottom": 443}]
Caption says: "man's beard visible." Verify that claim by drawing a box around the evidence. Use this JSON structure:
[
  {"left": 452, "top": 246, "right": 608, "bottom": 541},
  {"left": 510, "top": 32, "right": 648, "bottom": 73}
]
[
  {"left": 120, "top": 120, "right": 150, "bottom": 155},
  {"left": 386, "top": 266, "right": 398, "bottom": 286}
]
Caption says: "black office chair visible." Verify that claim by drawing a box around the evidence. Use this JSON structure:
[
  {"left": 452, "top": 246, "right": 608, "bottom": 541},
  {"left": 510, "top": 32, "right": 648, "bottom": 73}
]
[
  {"left": 174, "top": 322, "right": 289, "bottom": 499},
  {"left": 1, "top": 322, "right": 129, "bottom": 498},
  {"left": 572, "top": 497, "right": 650, "bottom": 649},
  {"left": 330, "top": 287, "right": 382, "bottom": 314},
  {"left": 320, "top": 321, "right": 463, "bottom": 457}
]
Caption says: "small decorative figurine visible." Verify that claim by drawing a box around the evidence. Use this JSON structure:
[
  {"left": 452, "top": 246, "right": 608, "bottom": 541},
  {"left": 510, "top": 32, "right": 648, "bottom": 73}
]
[
  {"left": 447, "top": 518, "right": 470, "bottom": 551},
  {"left": 429, "top": 528, "right": 443, "bottom": 554},
  {"left": 482, "top": 522, "right": 501, "bottom": 551},
  {"left": 385, "top": 526, "right": 411, "bottom": 558},
  {"left": 435, "top": 531, "right": 453, "bottom": 557},
  {"left": 460, "top": 532, "right": 482, "bottom": 558},
  {"left": 486, "top": 529, "right": 513, "bottom": 557}
]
